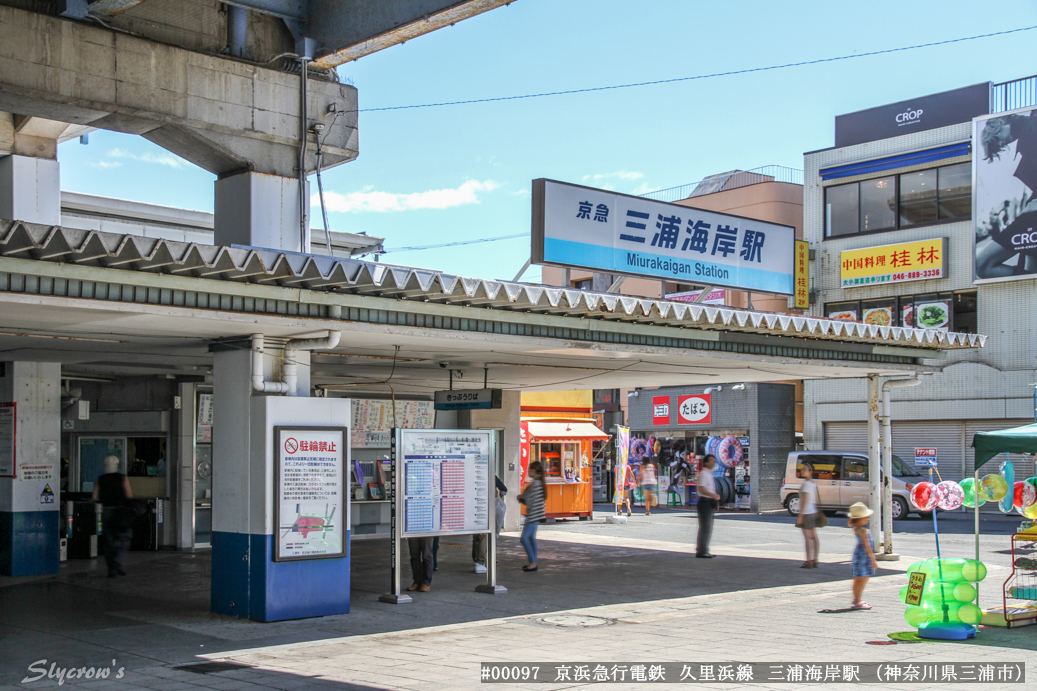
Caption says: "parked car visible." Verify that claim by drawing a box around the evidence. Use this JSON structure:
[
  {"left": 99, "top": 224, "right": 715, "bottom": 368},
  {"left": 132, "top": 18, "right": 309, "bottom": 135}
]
[{"left": 780, "top": 450, "right": 925, "bottom": 519}]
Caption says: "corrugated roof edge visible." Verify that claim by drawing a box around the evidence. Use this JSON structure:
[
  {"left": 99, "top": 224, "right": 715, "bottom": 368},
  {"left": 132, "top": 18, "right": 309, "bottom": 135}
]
[{"left": 0, "top": 220, "right": 985, "bottom": 351}]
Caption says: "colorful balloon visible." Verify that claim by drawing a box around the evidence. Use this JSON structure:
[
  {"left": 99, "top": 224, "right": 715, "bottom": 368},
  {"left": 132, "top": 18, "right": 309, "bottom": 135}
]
[
  {"left": 1014, "top": 481, "right": 1026, "bottom": 509},
  {"left": 1024, "top": 502, "right": 1037, "bottom": 520},
  {"left": 1024, "top": 478, "right": 1037, "bottom": 508},
  {"left": 1000, "top": 461, "right": 1016, "bottom": 513},
  {"left": 911, "top": 482, "right": 937, "bottom": 511},
  {"left": 979, "top": 473, "right": 1008, "bottom": 502},
  {"left": 935, "top": 481, "right": 964, "bottom": 511},
  {"left": 961, "top": 478, "right": 985, "bottom": 508}
]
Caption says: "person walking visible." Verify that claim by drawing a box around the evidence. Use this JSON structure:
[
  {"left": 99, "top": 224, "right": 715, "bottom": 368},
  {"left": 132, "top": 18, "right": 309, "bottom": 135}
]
[
  {"left": 695, "top": 454, "right": 719, "bottom": 558},
  {"left": 848, "top": 502, "right": 879, "bottom": 610},
  {"left": 640, "top": 460, "right": 657, "bottom": 516},
  {"left": 406, "top": 537, "right": 435, "bottom": 592},
  {"left": 92, "top": 455, "right": 132, "bottom": 577},
  {"left": 796, "top": 464, "right": 821, "bottom": 568},
  {"left": 518, "top": 461, "right": 546, "bottom": 572}
]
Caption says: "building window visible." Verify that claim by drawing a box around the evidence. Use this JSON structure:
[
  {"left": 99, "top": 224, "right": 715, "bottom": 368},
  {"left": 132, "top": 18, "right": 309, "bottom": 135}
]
[
  {"left": 824, "top": 290, "right": 977, "bottom": 333},
  {"left": 824, "top": 162, "right": 971, "bottom": 237},
  {"left": 573, "top": 278, "right": 592, "bottom": 290}
]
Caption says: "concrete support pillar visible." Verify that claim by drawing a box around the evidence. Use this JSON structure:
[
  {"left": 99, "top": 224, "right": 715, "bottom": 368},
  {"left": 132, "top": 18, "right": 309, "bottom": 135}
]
[
  {"left": 0, "top": 155, "right": 60, "bottom": 225},
  {"left": 214, "top": 171, "right": 310, "bottom": 252},
  {"left": 210, "top": 341, "right": 349, "bottom": 621},
  {"left": 465, "top": 391, "right": 522, "bottom": 532},
  {"left": 867, "top": 374, "right": 881, "bottom": 544},
  {"left": 0, "top": 362, "right": 61, "bottom": 576}
]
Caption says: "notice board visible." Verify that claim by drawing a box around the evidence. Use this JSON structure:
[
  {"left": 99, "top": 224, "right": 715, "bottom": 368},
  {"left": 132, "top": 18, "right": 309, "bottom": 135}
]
[
  {"left": 274, "top": 426, "right": 348, "bottom": 561},
  {"left": 395, "top": 429, "right": 491, "bottom": 537},
  {"left": 351, "top": 399, "right": 434, "bottom": 448}
]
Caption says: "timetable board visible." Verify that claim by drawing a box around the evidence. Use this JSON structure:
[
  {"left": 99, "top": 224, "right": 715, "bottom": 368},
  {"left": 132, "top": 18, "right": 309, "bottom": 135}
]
[{"left": 396, "top": 429, "right": 491, "bottom": 537}]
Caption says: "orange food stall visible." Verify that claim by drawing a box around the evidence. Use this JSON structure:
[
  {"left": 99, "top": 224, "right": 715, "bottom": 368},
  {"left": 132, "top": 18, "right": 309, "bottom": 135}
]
[{"left": 521, "top": 420, "right": 610, "bottom": 520}]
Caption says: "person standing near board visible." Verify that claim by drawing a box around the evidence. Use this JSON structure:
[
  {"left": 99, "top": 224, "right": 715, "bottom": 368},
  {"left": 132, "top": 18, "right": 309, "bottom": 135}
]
[
  {"left": 695, "top": 454, "right": 720, "bottom": 559},
  {"left": 406, "top": 536, "right": 435, "bottom": 592}
]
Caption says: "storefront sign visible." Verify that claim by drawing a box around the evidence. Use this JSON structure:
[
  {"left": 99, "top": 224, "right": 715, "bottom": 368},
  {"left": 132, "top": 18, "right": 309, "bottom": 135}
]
[
  {"left": 593, "top": 389, "right": 620, "bottom": 411},
  {"left": 396, "top": 429, "right": 490, "bottom": 536},
  {"left": 677, "top": 394, "right": 712, "bottom": 424},
  {"left": 652, "top": 396, "right": 670, "bottom": 425},
  {"left": 0, "top": 402, "right": 14, "bottom": 477},
  {"left": 835, "top": 82, "right": 990, "bottom": 147},
  {"left": 973, "top": 105, "right": 1037, "bottom": 284},
  {"left": 794, "top": 240, "right": 810, "bottom": 309},
  {"left": 351, "top": 399, "right": 434, "bottom": 448},
  {"left": 434, "top": 388, "right": 503, "bottom": 411},
  {"left": 905, "top": 571, "right": 927, "bottom": 606},
  {"left": 840, "top": 238, "right": 946, "bottom": 289},
  {"left": 914, "top": 447, "right": 938, "bottom": 467},
  {"left": 274, "top": 426, "right": 348, "bottom": 561},
  {"left": 532, "top": 179, "right": 796, "bottom": 294},
  {"left": 665, "top": 289, "right": 726, "bottom": 305}
]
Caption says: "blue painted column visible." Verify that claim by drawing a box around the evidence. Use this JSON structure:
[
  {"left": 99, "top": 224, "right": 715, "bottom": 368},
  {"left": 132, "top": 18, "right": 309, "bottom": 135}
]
[
  {"left": 0, "top": 362, "right": 61, "bottom": 576},
  {"left": 211, "top": 342, "right": 351, "bottom": 621}
]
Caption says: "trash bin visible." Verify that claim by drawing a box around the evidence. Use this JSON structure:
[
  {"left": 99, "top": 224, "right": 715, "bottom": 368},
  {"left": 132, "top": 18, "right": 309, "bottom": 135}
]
[{"left": 67, "top": 500, "right": 101, "bottom": 559}]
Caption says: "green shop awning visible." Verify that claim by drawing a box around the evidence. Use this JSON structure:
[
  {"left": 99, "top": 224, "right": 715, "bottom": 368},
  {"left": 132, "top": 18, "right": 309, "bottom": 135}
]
[{"left": 971, "top": 423, "right": 1037, "bottom": 473}]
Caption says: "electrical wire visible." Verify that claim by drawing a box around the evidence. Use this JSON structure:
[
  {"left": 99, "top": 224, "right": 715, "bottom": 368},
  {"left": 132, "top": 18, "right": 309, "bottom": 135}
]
[
  {"left": 384, "top": 233, "right": 527, "bottom": 253},
  {"left": 358, "top": 25, "right": 1037, "bottom": 113}
]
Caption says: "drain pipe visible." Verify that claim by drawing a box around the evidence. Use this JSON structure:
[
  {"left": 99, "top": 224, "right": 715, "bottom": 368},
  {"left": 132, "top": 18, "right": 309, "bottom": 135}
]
[
  {"left": 283, "top": 331, "right": 341, "bottom": 396},
  {"left": 252, "top": 334, "right": 289, "bottom": 394},
  {"left": 879, "top": 374, "right": 922, "bottom": 559},
  {"left": 298, "top": 57, "right": 311, "bottom": 253}
]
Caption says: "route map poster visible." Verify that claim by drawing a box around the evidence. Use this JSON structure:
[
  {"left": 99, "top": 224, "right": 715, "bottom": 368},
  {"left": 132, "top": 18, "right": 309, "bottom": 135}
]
[
  {"left": 274, "top": 426, "right": 348, "bottom": 561},
  {"left": 397, "top": 430, "right": 491, "bottom": 537}
]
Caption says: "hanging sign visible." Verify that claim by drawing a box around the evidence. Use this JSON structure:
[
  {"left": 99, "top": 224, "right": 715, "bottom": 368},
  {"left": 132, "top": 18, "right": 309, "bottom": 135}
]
[
  {"left": 905, "top": 571, "right": 927, "bottom": 606},
  {"left": 434, "top": 388, "right": 503, "bottom": 411},
  {"left": 0, "top": 402, "right": 14, "bottom": 478},
  {"left": 677, "top": 394, "right": 712, "bottom": 424},
  {"left": 274, "top": 426, "right": 348, "bottom": 561},
  {"left": 794, "top": 240, "right": 810, "bottom": 309},
  {"left": 652, "top": 396, "right": 671, "bottom": 426},
  {"left": 532, "top": 179, "right": 796, "bottom": 294}
]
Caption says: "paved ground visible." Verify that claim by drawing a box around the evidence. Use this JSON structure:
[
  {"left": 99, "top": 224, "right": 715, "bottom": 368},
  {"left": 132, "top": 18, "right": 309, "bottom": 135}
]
[{"left": 0, "top": 507, "right": 1033, "bottom": 690}]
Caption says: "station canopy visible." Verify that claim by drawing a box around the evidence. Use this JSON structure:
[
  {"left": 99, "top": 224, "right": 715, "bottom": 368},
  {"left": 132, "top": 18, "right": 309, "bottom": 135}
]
[{"left": 0, "top": 222, "right": 985, "bottom": 392}]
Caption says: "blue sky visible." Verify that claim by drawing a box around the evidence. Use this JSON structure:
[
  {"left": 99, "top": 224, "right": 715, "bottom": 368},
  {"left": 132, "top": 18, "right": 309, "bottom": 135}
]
[{"left": 58, "top": 0, "right": 1037, "bottom": 282}]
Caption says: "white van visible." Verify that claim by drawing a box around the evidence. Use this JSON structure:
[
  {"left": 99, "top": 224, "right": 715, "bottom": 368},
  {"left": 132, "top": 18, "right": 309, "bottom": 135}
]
[{"left": 780, "top": 450, "right": 926, "bottom": 519}]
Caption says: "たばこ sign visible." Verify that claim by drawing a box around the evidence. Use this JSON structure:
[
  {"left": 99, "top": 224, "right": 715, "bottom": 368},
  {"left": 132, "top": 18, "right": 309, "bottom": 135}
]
[{"left": 677, "top": 394, "right": 712, "bottom": 424}]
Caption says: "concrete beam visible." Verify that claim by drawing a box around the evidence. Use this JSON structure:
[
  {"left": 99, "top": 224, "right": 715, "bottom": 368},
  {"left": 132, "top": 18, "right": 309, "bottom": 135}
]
[
  {"left": 0, "top": 5, "right": 358, "bottom": 178},
  {"left": 310, "top": 0, "right": 516, "bottom": 68}
]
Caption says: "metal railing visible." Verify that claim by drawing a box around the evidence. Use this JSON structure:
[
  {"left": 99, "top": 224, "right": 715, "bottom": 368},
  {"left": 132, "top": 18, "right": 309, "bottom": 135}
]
[
  {"left": 991, "top": 74, "right": 1037, "bottom": 113},
  {"left": 640, "top": 165, "right": 803, "bottom": 203}
]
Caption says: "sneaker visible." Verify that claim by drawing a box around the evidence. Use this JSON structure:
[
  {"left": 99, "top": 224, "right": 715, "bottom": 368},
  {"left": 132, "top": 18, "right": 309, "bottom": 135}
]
[{"left": 474, "top": 563, "right": 487, "bottom": 574}]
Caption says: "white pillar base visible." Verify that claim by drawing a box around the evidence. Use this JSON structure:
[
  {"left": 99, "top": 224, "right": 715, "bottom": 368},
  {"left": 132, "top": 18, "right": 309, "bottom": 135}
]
[
  {"left": 0, "top": 155, "right": 60, "bottom": 225},
  {"left": 214, "top": 171, "right": 309, "bottom": 253}
]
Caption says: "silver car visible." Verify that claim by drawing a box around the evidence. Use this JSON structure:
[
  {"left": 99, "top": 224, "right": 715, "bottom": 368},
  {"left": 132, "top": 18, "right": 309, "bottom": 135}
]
[{"left": 780, "top": 450, "right": 925, "bottom": 520}]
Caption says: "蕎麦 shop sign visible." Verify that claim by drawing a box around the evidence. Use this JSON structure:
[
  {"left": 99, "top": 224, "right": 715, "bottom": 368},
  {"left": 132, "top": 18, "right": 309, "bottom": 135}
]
[
  {"left": 652, "top": 396, "right": 670, "bottom": 426},
  {"left": 840, "top": 238, "right": 946, "bottom": 288},
  {"left": 532, "top": 179, "right": 796, "bottom": 295},
  {"left": 677, "top": 394, "right": 711, "bottom": 425}
]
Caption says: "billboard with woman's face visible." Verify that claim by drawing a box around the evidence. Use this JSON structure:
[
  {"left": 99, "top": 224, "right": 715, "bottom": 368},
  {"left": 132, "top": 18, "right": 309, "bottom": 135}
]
[{"left": 973, "top": 106, "right": 1037, "bottom": 283}]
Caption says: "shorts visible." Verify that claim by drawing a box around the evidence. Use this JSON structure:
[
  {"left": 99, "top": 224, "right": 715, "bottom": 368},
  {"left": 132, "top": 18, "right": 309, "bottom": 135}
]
[
  {"left": 642, "top": 484, "right": 657, "bottom": 493},
  {"left": 799, "top": 512, "right": 819, "bottom": 530}
]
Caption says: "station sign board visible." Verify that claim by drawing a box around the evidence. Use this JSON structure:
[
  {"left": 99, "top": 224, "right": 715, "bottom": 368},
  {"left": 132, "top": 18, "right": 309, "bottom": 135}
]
[
  {"left": 914, "top": 447, "right": 938, "bottom": 467},
  {"left": 532, "top": 179, "right": 796, "bottom": 295},
  {"left": 434, "top": 388, "right": 503, "bottom": 411}
]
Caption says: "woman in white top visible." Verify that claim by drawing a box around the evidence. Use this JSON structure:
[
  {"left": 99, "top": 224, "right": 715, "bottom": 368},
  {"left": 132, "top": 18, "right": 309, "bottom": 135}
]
[{"left": 796, "top": 464, "right": 821, "bottom": 568}]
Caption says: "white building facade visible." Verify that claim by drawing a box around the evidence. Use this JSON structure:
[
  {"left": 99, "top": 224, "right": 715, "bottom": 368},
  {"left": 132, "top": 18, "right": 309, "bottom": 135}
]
[{"left": 803, "top": 77, "right": 1037, "bottom": 482}]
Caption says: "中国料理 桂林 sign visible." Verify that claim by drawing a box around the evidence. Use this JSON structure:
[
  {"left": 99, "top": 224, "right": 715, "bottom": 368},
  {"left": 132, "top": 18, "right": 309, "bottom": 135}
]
[
  {"left": 840, "top": 238, "right": 946, "bottom": 288},
  {"left": 532, "top": 179, "right": 796, "bottom": 295}
]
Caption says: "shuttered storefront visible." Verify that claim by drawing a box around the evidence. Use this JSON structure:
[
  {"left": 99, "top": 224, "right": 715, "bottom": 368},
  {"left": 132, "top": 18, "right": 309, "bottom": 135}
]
[{"left": 823, "top": 421, "right": 964, "bottom": 478}]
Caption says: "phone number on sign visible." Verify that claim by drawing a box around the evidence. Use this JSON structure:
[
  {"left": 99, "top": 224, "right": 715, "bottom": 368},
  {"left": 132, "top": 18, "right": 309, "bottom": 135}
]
[{"left": 892, "top": 269, "right": 942, "bottom": 281}]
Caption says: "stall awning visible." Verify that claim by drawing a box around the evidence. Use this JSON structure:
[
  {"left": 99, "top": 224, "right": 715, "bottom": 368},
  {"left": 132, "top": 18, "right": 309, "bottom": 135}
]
[
  {"left": 971, "top": 423, "right": 1037, "bottom": 472},
  {"left": 526, "top": 421, "right": 610, "bottom": 442}
]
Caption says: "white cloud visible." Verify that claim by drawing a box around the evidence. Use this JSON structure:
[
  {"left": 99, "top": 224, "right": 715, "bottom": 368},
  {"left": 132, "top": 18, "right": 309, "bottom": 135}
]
[
  {"left": 91, "top": 160, "right": 122, "bottom": 169},
  {"left": 582, "top": 171, "right": 644, "bottom": 182},
  {"left": 316, "top": 180, "right": 499, "bottom": 213},
  {"left": 107, "top": 147, "right": 188, "bottom": 169}
]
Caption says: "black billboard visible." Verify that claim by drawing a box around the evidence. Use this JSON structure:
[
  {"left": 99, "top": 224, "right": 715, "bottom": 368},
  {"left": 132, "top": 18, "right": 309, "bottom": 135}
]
[{"left": 835, "top": 83, "right": 991, "bottom": 148}]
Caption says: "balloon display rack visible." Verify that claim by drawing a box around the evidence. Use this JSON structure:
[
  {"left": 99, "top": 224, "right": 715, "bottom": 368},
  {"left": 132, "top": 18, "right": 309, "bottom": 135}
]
[{"left": 1003, "top": 532, "right": 1037, "bottom": 628}]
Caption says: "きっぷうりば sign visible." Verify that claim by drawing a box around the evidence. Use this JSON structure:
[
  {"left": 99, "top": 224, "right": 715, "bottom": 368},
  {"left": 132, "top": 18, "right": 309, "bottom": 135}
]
[
  {"left": 839, "top": 238, "right": 946, "bottom": 288},
  {"left": 677, "top": 394, "right": 712, "bottom": 424},
  {"left": 532, "top": 179, "right": 796, "bottom": 295}
]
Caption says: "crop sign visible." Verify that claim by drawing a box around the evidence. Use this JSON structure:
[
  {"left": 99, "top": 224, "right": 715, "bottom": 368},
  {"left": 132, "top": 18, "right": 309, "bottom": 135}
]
[
  {"left": 677, "top": 394, "right": 712, "bottom": 424},
  {"left": 840, "top": 238, "right": 946, "bottom": 288},
  {"left": 532, "top": 179, "right": 796, "bottom": 294}
]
